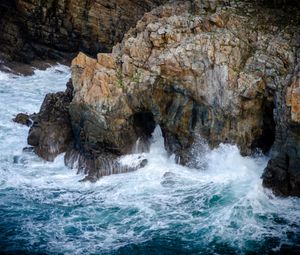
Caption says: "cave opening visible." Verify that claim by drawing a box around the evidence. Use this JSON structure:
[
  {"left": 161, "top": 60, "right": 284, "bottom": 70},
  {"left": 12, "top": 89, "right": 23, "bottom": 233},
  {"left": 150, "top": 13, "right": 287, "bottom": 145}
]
[
  {"left": 251, "top": 100, "right": 276, "bottom": 154},
  {"left": 132, "top": 111, "right": 157, "bottom": 153},
  {"left": 133, "top": 111, "right": 156, "bottom": 139}
]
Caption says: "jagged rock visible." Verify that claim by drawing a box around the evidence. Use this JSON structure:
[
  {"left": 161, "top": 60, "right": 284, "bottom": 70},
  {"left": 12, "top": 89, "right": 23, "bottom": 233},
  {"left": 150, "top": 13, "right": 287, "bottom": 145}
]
[
  {"left": 0, "top": 0, "right": 167, "bottom": 64},
  {"left": 22, "top": 147, "right": 35, "bottom": 153},
  {"left": 262, "top": 68, "right": 300, "bottom": 196},
  {"left": 68, "top": 0, "right": 300, "bottom": 195},
  {"left": 27, "top": 80, "right": 74, "bottom": 161},
  {"left": 64, "top": 146, "right": 148, "bottom": 181},
  {"left": 263, "top": 149, "right": 300, "bottom": 196},
  {"left": 13, "top": 113, "right": 33, "bottom": 127}
]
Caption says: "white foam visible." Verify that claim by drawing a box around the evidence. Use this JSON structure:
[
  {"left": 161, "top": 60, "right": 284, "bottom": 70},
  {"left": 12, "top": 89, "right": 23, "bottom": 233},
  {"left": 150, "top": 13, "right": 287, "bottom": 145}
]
[
  {"left": 0, "top": 71, "right": 13, "bottom": 81},
  {"left": 0, "top": 65, "right": 299, "bottom": 254}
]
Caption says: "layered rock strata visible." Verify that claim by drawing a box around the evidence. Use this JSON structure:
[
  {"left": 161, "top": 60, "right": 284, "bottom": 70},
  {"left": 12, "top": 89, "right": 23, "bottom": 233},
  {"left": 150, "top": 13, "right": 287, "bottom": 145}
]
[{"left": 0, "top": 0, "right": 166, "bottom": 63}]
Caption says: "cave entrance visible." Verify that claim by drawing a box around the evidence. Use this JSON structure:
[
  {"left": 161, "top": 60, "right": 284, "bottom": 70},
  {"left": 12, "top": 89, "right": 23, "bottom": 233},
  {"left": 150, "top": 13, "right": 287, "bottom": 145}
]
[
  {"left": 133, "top": 111, "right": 156, "bottom": 140},
  {"left": 132, "top": 111, "right": 156, "bottom": 153},
  {"left": 251, "top": 100, "right": 276, "bottom": 154}
]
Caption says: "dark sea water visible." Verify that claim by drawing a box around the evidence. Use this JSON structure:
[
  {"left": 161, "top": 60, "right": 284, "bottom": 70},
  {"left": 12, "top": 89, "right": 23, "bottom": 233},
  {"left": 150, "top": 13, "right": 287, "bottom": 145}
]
[{"left": 0, "top": 66, "right": 299, "bottom": 255}]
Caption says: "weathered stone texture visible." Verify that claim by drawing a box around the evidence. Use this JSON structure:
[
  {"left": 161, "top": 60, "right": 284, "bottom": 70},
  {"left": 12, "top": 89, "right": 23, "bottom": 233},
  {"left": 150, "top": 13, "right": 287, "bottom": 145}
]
[
  {"left": 27, "top": 80, "right": 74, "bottom": 161},
  {"left": 68, "top": 0, "right": 300, "bottom": 194},
  {"left": 0, "top": 0, "right": 166, "bottom": 63}
]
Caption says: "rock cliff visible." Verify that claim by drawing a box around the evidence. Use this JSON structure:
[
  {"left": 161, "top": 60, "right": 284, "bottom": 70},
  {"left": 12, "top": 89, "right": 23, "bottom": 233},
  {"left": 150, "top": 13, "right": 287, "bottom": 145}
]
[
  {"left": 67, "top": 0, "right": 300, "bottom": 195},
  {"left": 0, "top": 0, "right": 166, "bottom": 63},
  {"left": 25, "top": 0, "right": 300, "bottom": 196}
]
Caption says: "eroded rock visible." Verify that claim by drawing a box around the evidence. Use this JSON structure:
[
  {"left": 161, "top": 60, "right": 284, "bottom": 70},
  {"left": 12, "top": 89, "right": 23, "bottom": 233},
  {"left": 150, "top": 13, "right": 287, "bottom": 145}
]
[
  {"left": 27, "top": 80, "right": 74, "bottom": 161},
  {"left": 20, "top": 0, "right": 300, "bottom": 194},
  {"left": 0, "top": 0, "right": 167, "bottom": 64},
  {"left": 262, "top": 65, "right": 300, "bottom": 196},
  {"left": 68, "top": 0, "right": 300, "bottom": 195}
]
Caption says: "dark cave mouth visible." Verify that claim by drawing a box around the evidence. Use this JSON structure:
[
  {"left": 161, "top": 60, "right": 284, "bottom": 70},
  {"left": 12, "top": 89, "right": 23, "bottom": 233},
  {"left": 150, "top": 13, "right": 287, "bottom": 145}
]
[
  {"left": 251, "top": 100, "right": 276, "bottom": 154},
  {"left": 133, "top": 111, "right": 156, "bottom": 139},
  {"left": 131, "top": 111, "right": 182, "bottom": 158},
  {"left": 131, "top": 102, "right": 277, "bottom": 157}
]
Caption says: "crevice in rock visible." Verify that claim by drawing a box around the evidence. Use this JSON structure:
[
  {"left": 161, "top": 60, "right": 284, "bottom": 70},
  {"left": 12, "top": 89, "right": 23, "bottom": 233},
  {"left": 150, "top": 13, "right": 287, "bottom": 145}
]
[{"left": 251, "top": 99, "right": 276, "bottom": 154}]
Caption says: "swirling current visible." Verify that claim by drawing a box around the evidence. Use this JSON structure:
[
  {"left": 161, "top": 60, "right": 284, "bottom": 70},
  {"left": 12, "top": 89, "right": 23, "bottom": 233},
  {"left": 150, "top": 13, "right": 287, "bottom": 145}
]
[{"left": 0, "top": 66, "right": 299, "bottom": 255}]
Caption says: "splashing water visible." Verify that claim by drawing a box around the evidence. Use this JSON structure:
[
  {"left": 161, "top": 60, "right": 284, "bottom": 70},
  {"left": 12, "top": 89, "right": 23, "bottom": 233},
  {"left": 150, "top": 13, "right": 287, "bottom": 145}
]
[{"left": 0, "top": 66, "right": 299, "bottom": 255}]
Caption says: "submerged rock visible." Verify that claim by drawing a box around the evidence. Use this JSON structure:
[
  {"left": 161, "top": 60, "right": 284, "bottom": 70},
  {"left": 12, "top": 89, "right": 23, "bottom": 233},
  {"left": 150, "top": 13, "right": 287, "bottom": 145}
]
[
  {"left": 161, "top": 172, "right": 177, "bottom": 187},
  {"left": 22, "top": 147, "right": 34, "bottom": 153}
]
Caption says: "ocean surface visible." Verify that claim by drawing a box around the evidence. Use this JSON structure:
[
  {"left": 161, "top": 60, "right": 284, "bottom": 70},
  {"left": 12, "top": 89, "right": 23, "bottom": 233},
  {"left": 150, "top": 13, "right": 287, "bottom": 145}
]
[{"left": 0, "top": 65, "right": 299, "bottom": 255}]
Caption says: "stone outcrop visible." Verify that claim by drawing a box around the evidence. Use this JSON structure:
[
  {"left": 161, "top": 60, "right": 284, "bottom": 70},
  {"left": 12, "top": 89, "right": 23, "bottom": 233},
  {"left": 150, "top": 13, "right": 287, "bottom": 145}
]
[
  {"left": 67, "top": 0, "right": 300, "bottom": 193},
  {"left": 27, "top": 80, "right": 74, "bottom": 161},
  {"left": 0, "top": 0, "right": 166, "bottom": 64},
  {"left": 20, "top": 0, "right": 300, "bottom": 195},
  {"left": 262, "top": 64, "right": 300, "bottom": 196}
]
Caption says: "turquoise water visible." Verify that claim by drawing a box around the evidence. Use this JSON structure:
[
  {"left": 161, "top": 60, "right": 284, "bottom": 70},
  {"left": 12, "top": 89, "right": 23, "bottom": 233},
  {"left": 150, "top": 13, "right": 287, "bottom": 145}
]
[{"left": 0, "top": 66, "right": 299, "bottom": 255}]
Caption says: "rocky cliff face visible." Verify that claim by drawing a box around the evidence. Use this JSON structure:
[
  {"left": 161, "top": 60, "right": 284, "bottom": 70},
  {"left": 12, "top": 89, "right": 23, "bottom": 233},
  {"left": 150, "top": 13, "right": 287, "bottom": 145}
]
[
  {"left": 0, "top": 0, "right": 166, "bottom": 63},
  {"left": 67, "top": 0, "right": 300, "bottom": 195},
  {"left": 25, "top": 0, "right": 300, "bottom": 196}
]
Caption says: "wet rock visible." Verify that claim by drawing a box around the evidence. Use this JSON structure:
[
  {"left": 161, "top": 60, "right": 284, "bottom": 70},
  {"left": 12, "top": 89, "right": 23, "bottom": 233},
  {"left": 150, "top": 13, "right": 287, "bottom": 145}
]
[
  {"left": 262, "top": 152, "right": 300, "bottom": 197},
  {"left": 79, "top": 175, "right": 99, "bottom": 183},
  {"left": 13, "top": 113, "right": 32, "bottom": 127},
  {"left": 27, "top": 80, "right": 74, "bottom": 161},
  {"left": 262, "top": 54, "right": 300, "bottom": 196},
  {"left": 0, "top": 60, "right": 68, "bottom": 76},
  {"left": 22, "top": 147, "right": 34, "bottom": 153},
  {"left": 65, "top": 146, "right": 148, "bottom": 180},
  {"left": 140, "top": 159, "right": 148, "bottom": 168},
  {"left": 117, "top": 155, "right": 148, "bottom": 172}
]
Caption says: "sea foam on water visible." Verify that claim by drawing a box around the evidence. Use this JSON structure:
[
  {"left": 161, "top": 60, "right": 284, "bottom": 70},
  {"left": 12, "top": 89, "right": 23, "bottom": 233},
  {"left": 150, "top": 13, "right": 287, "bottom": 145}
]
[{"left": 0, "top": 66, "right": 299, "bottom": 254}]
